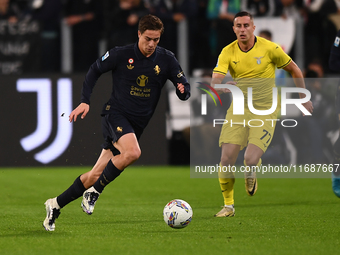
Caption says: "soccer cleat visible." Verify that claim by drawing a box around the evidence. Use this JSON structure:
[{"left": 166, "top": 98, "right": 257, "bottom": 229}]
[
  {"left": 43, "top": 198, "right": 61, "bottom": 231},
  {"left": 245, "top": 170, "right": 258, "bottom": 196},
  {"left": 214, "top": 205, "right": 235, "bottom": 217},
  {"left": 81, "top": 187, "right": 100, "bottom": 215},
  {"left": 332, "top": 173, "right": 340, "bottom": 198}
]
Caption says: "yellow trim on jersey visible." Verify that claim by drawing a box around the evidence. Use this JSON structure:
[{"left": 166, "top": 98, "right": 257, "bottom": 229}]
[{"left": 277, "top": 58, "right": 292, "bottom": 69}]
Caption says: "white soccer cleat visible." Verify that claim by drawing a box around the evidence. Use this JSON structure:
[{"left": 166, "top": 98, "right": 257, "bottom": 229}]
[
  {"left": 81, "top": 187, "right": 100, "bottom": 215},
  {"left": 43, "top": 198, "right": 61, "bottom": 231},
  {"left": 245, "top": 170, "right": 258, "bottom": 196},
  {"left": 214, "top": 205, "right": 235, "bottom": 217}
]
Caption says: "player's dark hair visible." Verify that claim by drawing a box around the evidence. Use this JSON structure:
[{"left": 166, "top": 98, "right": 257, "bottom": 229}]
[
  {"left": 233, "top": 11, "right": 253, "bottom": 25},
  {"left": 139, "top": 14, "right": 164, "bottom": 34}
]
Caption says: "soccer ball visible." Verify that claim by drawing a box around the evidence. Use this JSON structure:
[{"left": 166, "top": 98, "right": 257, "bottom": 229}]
[{"left": 163, "top": 199, "right": 193, "bottom": 229}]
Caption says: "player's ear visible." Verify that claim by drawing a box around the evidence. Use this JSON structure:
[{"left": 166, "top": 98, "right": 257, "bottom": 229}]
[{"left": 138, "top": 30, "right": 141, "bottom": 38}]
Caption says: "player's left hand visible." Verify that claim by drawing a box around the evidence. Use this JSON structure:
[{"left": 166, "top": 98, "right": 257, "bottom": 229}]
[
  {"left": 177, "top": 83, "right": 185, "bottom": 93},
  {"left": 302, "top": 100, "right": 314, "bottom": 116}
]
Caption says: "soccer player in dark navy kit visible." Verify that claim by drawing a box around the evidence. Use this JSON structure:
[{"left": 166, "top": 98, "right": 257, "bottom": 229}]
[
  {"left": 329, "top": 29, "right": 340, "bottom": 198},
  {"left": 43, "top": 14, "right": 190, "bottom": 231}
]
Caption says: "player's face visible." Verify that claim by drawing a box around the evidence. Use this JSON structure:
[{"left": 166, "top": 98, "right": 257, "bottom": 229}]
[
  {"left": 233, "top": 16, "right": 255, "bottom": 43},
  {"left": 138, "top": 30, "right": 161, "bottom": 57}
]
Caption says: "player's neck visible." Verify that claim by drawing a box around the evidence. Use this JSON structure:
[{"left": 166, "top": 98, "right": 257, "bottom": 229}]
[{"left": 238, "top": 35, "right": 255, "bottom": 52}]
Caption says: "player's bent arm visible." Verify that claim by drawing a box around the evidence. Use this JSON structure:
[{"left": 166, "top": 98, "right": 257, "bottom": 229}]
[
  {"left": 283, "top": 60, "right": 314, "bottom": 115},
  {"left": 282, "top": 60, "right": 306, "bottom": 90}
]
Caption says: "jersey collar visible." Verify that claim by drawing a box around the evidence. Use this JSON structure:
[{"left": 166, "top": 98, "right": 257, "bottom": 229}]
[
  {"left": 134, "top": 41, "right": 158, "bottom": 62},
  {"left": 238, "top": 36, "right": 257, "bottom": 53}
]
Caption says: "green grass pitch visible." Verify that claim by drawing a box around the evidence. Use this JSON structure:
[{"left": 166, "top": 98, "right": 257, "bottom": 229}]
[{"left": 1, "top": 166, "right": 340, "bottom": 255}]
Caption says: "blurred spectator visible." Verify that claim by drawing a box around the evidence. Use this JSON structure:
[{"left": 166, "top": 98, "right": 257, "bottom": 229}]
[
  {"left": 241, "top": 0, "right": 276, "bottom": 17},
  {"left": 207, "top": 0, "right": 240, "bottom": 64},
  {"left": 276, "top": 0, "right": 302, "bottom": 18},
  {"left": 31, "top": 0, "right": 62, "bottom": 72},
  {"left": 150, "top": 0, "right": 198, "bottom": 63},
  {"left": 103, "top": 0, "right": 149, "bottom": 49},
  {"left": 259, "top": 29, "right": 272, "bottom": 40},
  {"left": 0, "top": 0, "right": 19, "bottom": 22},
  {"left": 63, "top": 0, "right": 103, "bottom": 72},
  {"left": 288, "top": 60, "right": 335, "bottom": 163},
  {"left": 303, "top": 0, "right": 338, "bottom": 71},
  {"left": 191, "top": 0, "right": 212, "bottom": 70}
]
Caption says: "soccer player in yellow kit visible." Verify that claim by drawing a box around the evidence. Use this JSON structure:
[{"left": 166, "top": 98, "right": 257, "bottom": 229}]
[{"left": 212, "top": 11, "right": 314, "bottom": 217}]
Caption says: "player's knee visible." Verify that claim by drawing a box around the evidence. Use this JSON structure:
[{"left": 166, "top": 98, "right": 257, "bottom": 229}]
[
  {"left": 244, "top": 156, "right": 260, "bottom": 167},
  {"left": 123, "top": 147, "right": 141, "bottom": 164},
  {"left": 220, "top": 154, "right": 236, "bottom": 166}
]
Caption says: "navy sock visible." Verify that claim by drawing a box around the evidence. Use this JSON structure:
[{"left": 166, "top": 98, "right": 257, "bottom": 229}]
[
  {"left": 56, "top": 175, "right": 86, "bottom": 208},
  {"left": 93, "top": 160, "right": 123, "bottom": 193}
]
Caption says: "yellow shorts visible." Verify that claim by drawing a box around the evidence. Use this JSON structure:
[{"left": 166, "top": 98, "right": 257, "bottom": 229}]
[{"left": 219, "top": 106, "right": 279, "bottom": 153}]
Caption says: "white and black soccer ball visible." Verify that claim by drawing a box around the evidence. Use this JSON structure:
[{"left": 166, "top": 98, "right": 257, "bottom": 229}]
[{"left": 163, "top": 199, "right": 193, "bottom": 229}]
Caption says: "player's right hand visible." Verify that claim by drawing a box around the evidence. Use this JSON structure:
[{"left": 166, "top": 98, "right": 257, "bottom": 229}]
[
  {"left": 221, "top": 81, "right": 237, "bottom": 93},
  {"left": 69, "top": 103, "right": 90, "bottom": 122}
]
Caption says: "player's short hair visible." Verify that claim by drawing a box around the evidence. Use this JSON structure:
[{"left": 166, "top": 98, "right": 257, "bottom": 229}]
[
  {"left": 233, "top": 11, "right": 254, "bottom": 25},
  {"left": 138, "top": 14, "right": 164, "bottom": 34}
]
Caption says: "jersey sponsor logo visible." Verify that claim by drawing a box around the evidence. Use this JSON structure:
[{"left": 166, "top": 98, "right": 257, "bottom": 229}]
[
  {"left": 334, "top": 37, "right": 340, "bottom": 47},
  {"left": 102, "top": 51, "right": 109, "bottom": 61},
  {"left": 254, "top": 56, "right": 264, "bottom": 64},
  {"left": 154, "top": 65, "right": 161, "bottom": 75},
  {"left": 137, "top": 75, "right": 148, "bottom": 87}
]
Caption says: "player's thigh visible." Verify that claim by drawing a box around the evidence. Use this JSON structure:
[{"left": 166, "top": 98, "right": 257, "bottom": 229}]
[
  {"left": 219, "top": 124, "right": 248, "bottom": 151},
  {"left": 113, "top": 132, "right": 141, "bottom": 157},
  {"left": 248, "top": 118, "right": 277, "bottom": 153},
  {"left": 102, "top": 113, "right": 143, "bottom": 155}
]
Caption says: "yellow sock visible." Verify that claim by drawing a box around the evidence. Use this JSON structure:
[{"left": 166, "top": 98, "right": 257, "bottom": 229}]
[
  {"left": 218, "top": 177, "right": 235, "bottom": 205},
  {"left": 218, "top": 163, "right": 235, "bottom": 205}
]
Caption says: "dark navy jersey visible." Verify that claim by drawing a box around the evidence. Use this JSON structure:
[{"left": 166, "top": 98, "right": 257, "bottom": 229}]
[
  {"left": 81, "top": 42, "right": 190, "bottom": 129},
  {"left": 329, "top": 30, "right": 340, "bottom": 72}
]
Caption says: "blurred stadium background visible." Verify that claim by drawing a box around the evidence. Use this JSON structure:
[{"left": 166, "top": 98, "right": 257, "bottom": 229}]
[{"left": 1, "top": 0, "right": 340, "bottom": 167}]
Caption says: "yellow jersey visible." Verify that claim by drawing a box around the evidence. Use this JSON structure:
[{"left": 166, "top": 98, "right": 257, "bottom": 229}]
[{"left": 213, "top": 36, "right": 291, "bottom": 109}]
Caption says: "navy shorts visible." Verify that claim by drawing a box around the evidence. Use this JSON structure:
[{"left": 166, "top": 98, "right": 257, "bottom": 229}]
[{"left": 101, "top": 113, "right": 144, "bottom": 155}]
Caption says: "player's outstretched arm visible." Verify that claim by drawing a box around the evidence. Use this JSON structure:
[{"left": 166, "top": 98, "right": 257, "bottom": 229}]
[
  {"left": 283, "top": 60, "right": 314, "bottom": 115},
  {"left": 69, "top": 103, "right": 90, "bottom": 122}
]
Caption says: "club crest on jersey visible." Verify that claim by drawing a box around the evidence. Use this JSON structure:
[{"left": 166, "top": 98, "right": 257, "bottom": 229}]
[
  {"left": 127, "top": 58, "right": 134, "bottom": 69},
  {"left": 137, "top": 75, "right": 148, "bottom": 87},
  {"left": 154, "top": 65, "right": 161, "bottom": 75},
  {"left": 254, "top": 56, "right": 264, "bottom": 64},
  {"left": 102, "top": 51, "right": 109, "bottom": 61}
]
